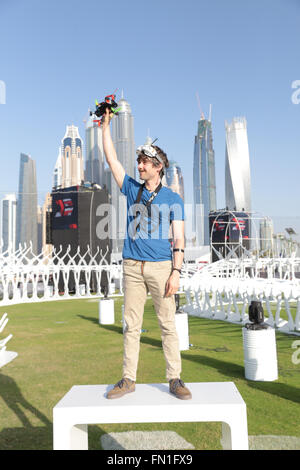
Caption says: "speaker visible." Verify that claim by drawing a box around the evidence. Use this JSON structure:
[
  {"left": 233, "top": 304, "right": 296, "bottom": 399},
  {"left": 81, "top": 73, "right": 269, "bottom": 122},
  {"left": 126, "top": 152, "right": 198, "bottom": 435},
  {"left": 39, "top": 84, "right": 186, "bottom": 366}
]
[
  {"left": 45, "top": 211, "right": 52, "bottom": 244},
  {"left": 51, "top": 185, "right": 111, "bottom": 292}
]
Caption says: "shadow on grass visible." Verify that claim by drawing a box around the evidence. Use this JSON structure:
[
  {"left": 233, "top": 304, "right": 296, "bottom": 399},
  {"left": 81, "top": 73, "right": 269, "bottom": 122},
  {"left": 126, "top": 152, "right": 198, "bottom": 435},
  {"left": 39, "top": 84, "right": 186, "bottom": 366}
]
[
  {"left": 78, "top": 314, "right": 162, "bottom": 349},
  {"left": 0, "top": 426, "right": 52, "bottom": 450},
  {"left": 246, "top": 380, "right": 300, "bottom": 404},
  {"left": 78, "top": 315, "right": 300, "bottom": 405},
  {"left": 0, "top": 371, "right": 108, "bottom": 450},
  {"left": 181, "top": 352, "right": 245, "bottom": 379},
  {"left": 180, "top": 353, "right": 300, "bottom": 405},
  {"left": 0, "top": 372, "right": 52, "bottom": 450}
]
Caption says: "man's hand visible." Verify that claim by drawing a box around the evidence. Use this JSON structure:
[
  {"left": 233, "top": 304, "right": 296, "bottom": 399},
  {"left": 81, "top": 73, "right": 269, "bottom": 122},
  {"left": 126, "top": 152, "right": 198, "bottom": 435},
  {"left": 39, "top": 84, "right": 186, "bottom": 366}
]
[
  {"left": 101, "top": 107, "right": 113, "bottom": 131},
  {"left": 165, "top": 270, "right": 180, "bottom": 297}
]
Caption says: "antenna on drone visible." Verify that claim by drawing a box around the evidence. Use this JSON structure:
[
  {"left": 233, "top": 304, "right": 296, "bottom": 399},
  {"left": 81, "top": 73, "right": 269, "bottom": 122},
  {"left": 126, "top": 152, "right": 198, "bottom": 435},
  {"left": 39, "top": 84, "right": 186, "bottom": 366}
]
[{"left": 196, "top": 91, "right": 205, "bottom": 120}]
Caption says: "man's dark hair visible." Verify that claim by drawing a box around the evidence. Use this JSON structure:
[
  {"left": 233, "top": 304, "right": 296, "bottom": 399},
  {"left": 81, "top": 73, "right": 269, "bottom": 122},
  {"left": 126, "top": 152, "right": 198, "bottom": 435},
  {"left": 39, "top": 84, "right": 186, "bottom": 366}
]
[{"left": 151, "top": 145, "right": 169, "bottom": 177}]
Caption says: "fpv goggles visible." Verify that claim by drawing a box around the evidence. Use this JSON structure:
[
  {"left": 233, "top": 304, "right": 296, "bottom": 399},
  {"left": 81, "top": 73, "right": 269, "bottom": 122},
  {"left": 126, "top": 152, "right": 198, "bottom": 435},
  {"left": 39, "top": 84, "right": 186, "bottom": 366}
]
[{"left": 136, "top": 144, "right": 165, "bottom": 167}]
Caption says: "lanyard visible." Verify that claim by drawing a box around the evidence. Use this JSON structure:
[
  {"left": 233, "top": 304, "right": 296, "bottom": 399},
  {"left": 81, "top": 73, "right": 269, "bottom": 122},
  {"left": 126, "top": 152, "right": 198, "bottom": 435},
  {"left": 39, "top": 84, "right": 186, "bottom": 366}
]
[
  {"left": 135, "top": 182, "right": 162, "bottom": 207},
  {"left": 133, "top": 182, "right": 162, "bottom": 237}
]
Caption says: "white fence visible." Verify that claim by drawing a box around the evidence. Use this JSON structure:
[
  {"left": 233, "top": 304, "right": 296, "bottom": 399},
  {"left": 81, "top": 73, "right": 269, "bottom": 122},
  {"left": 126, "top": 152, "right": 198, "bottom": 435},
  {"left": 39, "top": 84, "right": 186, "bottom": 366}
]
[
  {"left": 181, "top": 257, "right": 300, "bottom": 335},
  {"left": 0, "top": 243, "right": 123, "bottom": 306}
]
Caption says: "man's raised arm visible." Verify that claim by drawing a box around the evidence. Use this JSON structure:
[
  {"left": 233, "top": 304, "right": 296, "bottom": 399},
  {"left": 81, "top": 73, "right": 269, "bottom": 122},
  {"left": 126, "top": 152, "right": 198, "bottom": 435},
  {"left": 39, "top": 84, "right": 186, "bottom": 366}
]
[{"left": 102, "top": 108, "right": 125, "bottom": 189}]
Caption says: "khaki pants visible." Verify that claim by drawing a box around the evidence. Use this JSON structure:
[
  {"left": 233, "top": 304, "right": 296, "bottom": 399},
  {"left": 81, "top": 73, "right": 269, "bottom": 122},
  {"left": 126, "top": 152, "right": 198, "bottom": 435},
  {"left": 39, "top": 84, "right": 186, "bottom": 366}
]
[{"left": 122, "top": 259, "right": 182, "bottom": 381}]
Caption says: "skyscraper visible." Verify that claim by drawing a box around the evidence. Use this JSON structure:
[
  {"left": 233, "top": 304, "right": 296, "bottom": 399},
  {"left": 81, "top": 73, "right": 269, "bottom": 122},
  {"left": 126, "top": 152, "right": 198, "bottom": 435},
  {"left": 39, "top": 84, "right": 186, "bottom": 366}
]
[
  {"left": 53, "top": 147, "right": 62, "bottom": 189},
  {"left": 162, "top": 160, "right": 184, "bottom": 200},
  {"left": 193, "top": 115, "right": 217, "bottom": 245},
  {"left": 37, "top": 205, "right": 43, "bottom": 254},
  {"left": 111, "top": 96, "right": 135, "bottom": 179},
  {"left": 42, "top": 192, "right": 52, "bottom": 260},
  {"left": 111, "top": 95, "right": 135, "bottom": 253},
  {"left": 85, "top": 117, "right": 105, "bottom": 186},
  {"left": 16, "top": 153, "right": 38, "bottom": 253},
  {"left": 225, "top": 117, "right": 251, "bottom": 212},
  {"left": 0, "top": 193, "right": 17, "bottom": 253},
  {"left": 259, "top": 217, "right": 274, "bottom": 254},
  {"left": 60, "top": 125, "right": 84, "bottom": 188}
]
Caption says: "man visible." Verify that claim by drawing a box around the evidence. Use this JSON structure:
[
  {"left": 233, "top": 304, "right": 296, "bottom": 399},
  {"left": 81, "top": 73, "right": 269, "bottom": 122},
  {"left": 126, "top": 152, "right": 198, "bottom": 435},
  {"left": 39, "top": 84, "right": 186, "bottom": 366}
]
[{"left": 102, "top": 107, "right": 191, "bottom": 400}]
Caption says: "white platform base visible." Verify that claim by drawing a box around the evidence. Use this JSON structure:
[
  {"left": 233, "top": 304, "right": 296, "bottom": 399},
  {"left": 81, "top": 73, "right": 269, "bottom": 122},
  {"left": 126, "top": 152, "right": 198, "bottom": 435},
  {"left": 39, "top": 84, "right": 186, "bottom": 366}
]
[{"left": 53, "top": 382, "right": 248, "bottom": 450}]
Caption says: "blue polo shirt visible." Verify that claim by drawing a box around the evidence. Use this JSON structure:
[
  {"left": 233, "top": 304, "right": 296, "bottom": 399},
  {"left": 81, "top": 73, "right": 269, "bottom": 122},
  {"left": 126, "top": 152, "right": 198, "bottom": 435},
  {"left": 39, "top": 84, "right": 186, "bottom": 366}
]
[{"left": 121, "top": 174, "right": 184, "bottom": 261}]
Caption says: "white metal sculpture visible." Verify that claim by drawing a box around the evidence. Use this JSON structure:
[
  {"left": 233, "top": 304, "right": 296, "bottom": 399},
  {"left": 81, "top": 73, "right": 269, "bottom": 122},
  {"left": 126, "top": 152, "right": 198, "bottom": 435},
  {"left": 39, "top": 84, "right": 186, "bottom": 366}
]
[
  {"left": 0, "top": 242, "right": 123, "bottom": 306},
  {"left": 0, "top": 312, "right": 18, "bottom": 368},
  {"left": 0, "top": 241, "right": 299, "bottom": 335}
]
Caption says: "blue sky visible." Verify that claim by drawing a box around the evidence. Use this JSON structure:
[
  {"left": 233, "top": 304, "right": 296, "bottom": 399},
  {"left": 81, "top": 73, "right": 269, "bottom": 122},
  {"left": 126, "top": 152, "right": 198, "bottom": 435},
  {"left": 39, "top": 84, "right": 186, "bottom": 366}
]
[{"left": 0, "top": 0, "right": 299, "bottom": 240}]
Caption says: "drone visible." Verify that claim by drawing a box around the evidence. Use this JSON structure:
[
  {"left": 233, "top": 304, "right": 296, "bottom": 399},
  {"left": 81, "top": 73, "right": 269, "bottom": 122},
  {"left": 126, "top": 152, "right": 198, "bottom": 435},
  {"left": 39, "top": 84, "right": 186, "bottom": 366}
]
[{"left": 90, "top": 94, "right": 121, "bottom": 126}]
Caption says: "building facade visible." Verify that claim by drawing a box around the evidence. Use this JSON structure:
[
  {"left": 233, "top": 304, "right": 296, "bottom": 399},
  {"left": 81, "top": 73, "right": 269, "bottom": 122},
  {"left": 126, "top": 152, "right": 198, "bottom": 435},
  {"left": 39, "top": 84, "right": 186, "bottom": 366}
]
[
  {"left": 193, "top": 115, "right": 217, "bottom": 245},
  {"left": 259, "top": 217, "right": 274, "bottom": 254},
  {"left": 162, "top": 160, "right": 184, "bottom": 201},
  {"left": 85, "top": 117, "right": 105, "bottom": 187},
  {"left": 0, "top": 193, "right": 17, "bottom": 253},
  {"left": 225, "top": 117, "right": 251, "bottom": 212},
  {"left": 60, "top": 125, "right": 84, "bottom": 188},
  {"left": 16, "top": 153, "right": 38, "bottom": 253},
  {"left": 41, "top": 192, "right": 52, "bottom": 260},
  {"left": 53, "top": 147, "right": 63, "bottom": 189}
]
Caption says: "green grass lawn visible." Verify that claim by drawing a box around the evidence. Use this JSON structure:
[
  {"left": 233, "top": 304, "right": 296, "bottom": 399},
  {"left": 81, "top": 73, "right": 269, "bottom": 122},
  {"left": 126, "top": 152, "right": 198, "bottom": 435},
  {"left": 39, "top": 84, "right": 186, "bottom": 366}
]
[{"left": 0, "top": 296, "right": 299, "bottom": 450}]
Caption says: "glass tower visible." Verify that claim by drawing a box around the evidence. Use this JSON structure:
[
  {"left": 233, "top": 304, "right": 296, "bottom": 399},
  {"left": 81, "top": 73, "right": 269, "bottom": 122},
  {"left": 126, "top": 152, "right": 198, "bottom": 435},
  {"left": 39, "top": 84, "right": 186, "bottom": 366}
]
[
  {"left": 225, "top": 117, "right": 251, "bottom": 212},
  {"left": 193, "top": 116, "right": 216, "bottom": 245},
  {"left": 16, "top": 153, "right": 38, "bottom": 253},
  {"left": 53, "top": 147, "right": 62, "bottom": 189},
  {"left": 85, "top": 117, "right": 105, "bottom": 186},
  {"left": 0, "top": 193, "right": 17, "bottom": 253},
  {"left": 163, "top": 160, "right": 184, "bottom": 200}
]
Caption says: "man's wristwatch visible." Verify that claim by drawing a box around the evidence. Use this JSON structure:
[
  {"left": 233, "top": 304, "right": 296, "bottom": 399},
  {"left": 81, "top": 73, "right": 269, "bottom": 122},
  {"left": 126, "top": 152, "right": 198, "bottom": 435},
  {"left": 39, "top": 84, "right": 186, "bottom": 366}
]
[{"left": 172, "top": 267, "right": 182, "bottom": 274}]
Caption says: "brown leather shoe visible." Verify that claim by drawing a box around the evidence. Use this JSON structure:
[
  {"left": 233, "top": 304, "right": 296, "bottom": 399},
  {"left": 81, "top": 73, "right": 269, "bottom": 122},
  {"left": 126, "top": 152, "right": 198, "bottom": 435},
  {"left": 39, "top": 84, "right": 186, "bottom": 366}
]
[
  {"left": 169, "top": 379, "right": 192, "bottom": 400},
  {"left": 106, "top": 378, "right": 135, "bottom": 399}
]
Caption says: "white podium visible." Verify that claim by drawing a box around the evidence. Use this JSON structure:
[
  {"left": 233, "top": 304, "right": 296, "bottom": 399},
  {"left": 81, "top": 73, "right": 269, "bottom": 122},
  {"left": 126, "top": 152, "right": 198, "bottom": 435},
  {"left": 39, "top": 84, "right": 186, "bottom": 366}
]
[
  {"left": 79, "top": 284, "right": 86, "bottom": 295},
  {"left": 53, "top": 382, "right": 248, "bottom": 450},
  {"left": 99, "top": 299, "right": 115, "bottom": 325},
  {"left": 243, "top": 327, "right": 278, "bottom": 381}
]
